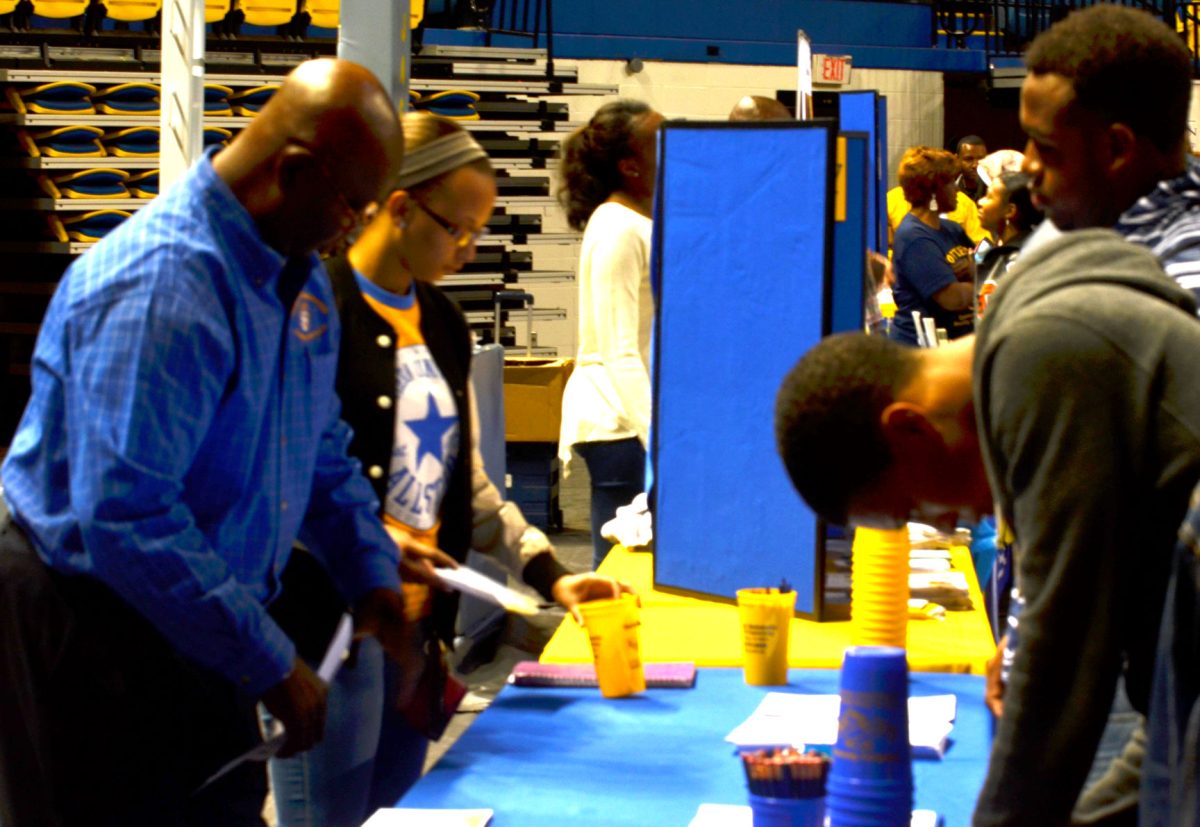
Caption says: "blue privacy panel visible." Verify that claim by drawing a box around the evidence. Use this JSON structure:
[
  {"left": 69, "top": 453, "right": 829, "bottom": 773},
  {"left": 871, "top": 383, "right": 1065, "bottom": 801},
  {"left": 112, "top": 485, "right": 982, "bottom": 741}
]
[
  {"left": 651, "top": 121, "right": 834, "bottom": 617},
  {"left": 837, "top": 91, "right": 884, "bottom": 253},
  {"left": 832, "top": 133, "right": 868, "bottom": 334},
  {"left": 876, "top": 96, "right": 889, "bottom": 254}
]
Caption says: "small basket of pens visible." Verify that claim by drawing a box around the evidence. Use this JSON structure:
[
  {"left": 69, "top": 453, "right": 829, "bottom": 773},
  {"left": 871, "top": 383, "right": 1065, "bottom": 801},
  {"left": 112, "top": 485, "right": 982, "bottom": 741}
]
[{"left": 741, "top": 747, "right": 830, "bottom": 827}]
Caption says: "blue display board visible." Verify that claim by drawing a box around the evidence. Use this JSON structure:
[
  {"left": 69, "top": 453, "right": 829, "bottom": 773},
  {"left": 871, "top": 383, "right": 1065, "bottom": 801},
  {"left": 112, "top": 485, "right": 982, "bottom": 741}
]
[
  {"left": 835, "top": 91, "right": 886, "bottom": 253},
  {"left": 651, "top": 121, "right": 834, "bottom": 618},
  {"left": 832, "top": 132, "right": 869, "bottom": 334},
  {"left": 876, "top": 96, "right": 889, "bottom": 254}
]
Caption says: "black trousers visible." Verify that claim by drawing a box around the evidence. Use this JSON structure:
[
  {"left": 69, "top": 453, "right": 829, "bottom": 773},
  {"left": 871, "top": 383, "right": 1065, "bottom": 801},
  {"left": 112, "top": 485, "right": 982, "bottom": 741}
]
[{"left": 0, "top": 500, "right": 267, "bottom": 827}]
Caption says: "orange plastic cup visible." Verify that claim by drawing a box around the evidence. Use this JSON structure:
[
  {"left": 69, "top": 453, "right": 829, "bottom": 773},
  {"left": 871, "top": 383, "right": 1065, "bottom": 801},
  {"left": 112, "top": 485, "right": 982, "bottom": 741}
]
[{"left": 577, "top": 594, "right": 645, "bottom": 698}]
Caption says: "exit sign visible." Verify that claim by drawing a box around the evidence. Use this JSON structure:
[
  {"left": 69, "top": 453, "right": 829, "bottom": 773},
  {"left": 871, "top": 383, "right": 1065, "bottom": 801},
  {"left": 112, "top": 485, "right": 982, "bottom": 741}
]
[{"left": 813, "top": 54, "right": 853, "bottom": 86}]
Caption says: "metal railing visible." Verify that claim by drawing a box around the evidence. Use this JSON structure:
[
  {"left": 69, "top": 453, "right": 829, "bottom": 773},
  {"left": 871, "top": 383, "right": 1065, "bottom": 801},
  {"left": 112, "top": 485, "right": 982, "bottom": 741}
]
[
  {"left": 483, "top": 0, "right": 554, "bottom": 77},
  {"left": 932, "top": 0, "right": 1200, "bottom": 74}
]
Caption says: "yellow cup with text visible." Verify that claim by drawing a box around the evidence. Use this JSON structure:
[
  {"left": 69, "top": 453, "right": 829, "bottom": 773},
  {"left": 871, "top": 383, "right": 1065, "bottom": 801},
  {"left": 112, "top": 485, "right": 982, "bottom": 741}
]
[
  {"left": 578, "top": 594, "right": 645, "bottom": 698},
  {"left": 736, "top": 588, "right": 797, "bottom": 686}
]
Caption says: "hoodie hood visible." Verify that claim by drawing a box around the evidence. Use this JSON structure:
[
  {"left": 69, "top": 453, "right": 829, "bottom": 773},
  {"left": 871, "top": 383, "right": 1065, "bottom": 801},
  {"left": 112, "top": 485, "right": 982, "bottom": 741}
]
[{"left": 981, "top": 228, "right": 1197, "bottom": 341}]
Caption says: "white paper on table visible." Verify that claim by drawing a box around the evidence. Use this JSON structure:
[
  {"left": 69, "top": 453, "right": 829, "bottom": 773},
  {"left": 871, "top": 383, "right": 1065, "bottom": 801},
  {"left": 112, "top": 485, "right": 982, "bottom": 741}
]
[
  {"left": 908, "top": 571, "right": 969, "bottom": 591},
  {"left": 723, "top": 693, "right": 957, "bottom": 759},
  {"left": 909, "top": 548, "right": 952, "bottom": 562},
  {"left": 434, "top": 566, "right": 540, "bottom": 615},
  {"left": 196, "top": 613, "right": 355, "bottom": 792},
  {"left": 360, "top": 808, "right": 494, "bottom": 826},
  {"left": 909, "top": 557, "right": 952, "bottom": 572},
  {"left": 689, "top": 805, "right": 940, "bottom": 826}
]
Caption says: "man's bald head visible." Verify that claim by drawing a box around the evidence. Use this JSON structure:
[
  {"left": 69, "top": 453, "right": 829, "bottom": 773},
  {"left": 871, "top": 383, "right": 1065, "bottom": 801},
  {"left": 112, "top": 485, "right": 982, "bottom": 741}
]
[
  {"left": 729, "top": 95, "right": 792, "bottom": 122},
  {"left": 215, "top": 58, "right": 405, "bottom": 257}
]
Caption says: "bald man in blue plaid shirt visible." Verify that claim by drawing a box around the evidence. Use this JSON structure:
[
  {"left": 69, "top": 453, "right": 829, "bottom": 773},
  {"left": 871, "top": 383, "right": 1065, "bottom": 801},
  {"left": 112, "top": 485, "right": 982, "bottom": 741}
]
[{"left": 0, "top": 59, "right": 441, "bottom": 826}]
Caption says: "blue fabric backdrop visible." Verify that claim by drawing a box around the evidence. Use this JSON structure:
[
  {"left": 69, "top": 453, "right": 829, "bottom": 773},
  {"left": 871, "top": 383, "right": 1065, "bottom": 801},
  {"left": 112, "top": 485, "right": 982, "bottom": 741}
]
[{"left": 650, "top": 121, "right": 834, "bottom": 616}]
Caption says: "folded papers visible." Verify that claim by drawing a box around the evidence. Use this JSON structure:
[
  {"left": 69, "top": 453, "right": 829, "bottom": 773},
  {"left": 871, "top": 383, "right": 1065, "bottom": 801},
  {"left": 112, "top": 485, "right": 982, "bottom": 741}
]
[
  {"left": 688, "top": 803, "right": 941, "bottom": 826},
  {"left": 724, "top": 692, "right": 957, "bottom": 759}
]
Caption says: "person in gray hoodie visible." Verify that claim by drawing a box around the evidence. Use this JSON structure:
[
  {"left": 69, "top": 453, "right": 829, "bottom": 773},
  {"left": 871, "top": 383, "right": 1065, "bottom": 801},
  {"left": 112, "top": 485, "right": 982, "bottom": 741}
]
[{"left": 774, "top": 229, "right": 1200, "bottom": 826}]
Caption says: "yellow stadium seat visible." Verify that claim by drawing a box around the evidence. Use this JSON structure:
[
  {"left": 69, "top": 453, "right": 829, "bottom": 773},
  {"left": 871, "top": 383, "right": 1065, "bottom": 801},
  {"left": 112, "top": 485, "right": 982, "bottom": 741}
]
[
  {"left": 305, "top": 0, "right": 336, "bottom": 29},
  {"left": 241, "top": 0, "right": 292, "bottom": 27},
  {"left": 204, "top": 0, "right": 228, "bottom": 23},
  {"left": 30, "top": 0, "right": 88, "bottom": 17},
  {"left": 0, "top": 1, "right": 18, "bottom": 14},
  {"left": 411, "top": 0, "right": 423, "bottom": 29},
  {"left": 1178, "top": 9, "right": 1199, "bottom": 57},
  {"left": 104, "top": 0, "right": 159, "bottom": 21}
]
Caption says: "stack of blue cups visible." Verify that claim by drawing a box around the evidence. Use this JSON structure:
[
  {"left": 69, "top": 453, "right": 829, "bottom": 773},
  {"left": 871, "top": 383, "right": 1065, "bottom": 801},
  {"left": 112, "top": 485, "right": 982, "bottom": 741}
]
[{"left": 826, "top": 646, "right": 913, "bottom": 826}]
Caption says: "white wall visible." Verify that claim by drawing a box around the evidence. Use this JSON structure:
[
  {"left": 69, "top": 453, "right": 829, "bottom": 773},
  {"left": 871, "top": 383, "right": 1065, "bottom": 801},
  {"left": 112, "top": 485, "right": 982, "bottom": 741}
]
[
  {"left": 555, "top": 59, "right": 944, "bottom": 187},
  {"left": 529, "top": 59, "right": 944, "bottom": 356}
]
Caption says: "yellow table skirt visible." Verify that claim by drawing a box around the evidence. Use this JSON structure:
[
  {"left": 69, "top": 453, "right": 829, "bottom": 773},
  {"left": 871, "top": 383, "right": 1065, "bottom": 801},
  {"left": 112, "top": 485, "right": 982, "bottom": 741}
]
[{"left": 541, "top": 545, "right": 996, "bottom": 675}]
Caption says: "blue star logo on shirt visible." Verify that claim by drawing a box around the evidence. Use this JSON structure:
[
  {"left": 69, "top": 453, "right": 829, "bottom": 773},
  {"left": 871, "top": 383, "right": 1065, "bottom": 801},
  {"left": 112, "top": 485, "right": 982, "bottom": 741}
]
[{"left": 405, "top": 392, "right": 457, "bottom": 468}]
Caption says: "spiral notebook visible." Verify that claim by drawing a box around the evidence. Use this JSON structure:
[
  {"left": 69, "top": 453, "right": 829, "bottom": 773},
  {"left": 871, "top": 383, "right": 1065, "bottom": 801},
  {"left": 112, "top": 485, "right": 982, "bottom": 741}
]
[{"left": 508, "top": 661, "right": 697, "bottom": 688}]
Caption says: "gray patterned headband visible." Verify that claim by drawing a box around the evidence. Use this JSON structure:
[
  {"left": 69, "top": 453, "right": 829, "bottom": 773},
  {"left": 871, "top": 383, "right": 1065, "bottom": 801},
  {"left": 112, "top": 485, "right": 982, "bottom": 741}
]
[{"left": 393, "top": 129, "right": 489, "bottom": 190}]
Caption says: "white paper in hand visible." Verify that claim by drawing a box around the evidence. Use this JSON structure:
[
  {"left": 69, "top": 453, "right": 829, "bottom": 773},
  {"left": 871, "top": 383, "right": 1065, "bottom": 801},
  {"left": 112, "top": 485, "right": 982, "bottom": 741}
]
[
  {"left": 196, "top": 613, "right": 355, "bottom": 792},
  {"left": 434, "top": 566, "right": 540, "bottom": 615}
]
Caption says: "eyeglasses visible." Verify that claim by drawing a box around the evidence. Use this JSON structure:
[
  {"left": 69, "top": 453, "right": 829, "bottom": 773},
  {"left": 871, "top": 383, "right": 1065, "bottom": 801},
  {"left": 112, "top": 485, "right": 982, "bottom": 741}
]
[
  {"left": 412, "top": 199, "right": 489, "bottom": 249},
  {"left": 291, "top": 138, "right": 377, "bottom": 236}
]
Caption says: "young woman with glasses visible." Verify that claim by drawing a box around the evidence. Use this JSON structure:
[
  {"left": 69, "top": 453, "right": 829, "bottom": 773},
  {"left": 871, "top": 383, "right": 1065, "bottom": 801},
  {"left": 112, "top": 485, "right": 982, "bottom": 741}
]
[
  {"left": 556, "top": 99, "right": 664, "bottom": 568},
  {"left": 266, "top": 112, "right": 632, "bottom": 827}
]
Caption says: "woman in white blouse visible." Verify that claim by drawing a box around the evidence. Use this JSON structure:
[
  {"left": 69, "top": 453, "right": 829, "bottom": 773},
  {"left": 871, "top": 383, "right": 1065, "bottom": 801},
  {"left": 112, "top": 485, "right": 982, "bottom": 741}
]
[{"left": 557, "top": 99, "right": 664, "bottom": 567}]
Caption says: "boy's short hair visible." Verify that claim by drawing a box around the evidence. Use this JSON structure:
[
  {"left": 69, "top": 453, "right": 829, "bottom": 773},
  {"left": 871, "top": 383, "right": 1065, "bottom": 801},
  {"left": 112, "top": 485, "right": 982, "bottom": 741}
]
[
  {"left": 1025, "top": 4, "right": 1191, "bottom": 154},
  {"left": 774, "top": 333, "right": 920, "bottom": 525}
]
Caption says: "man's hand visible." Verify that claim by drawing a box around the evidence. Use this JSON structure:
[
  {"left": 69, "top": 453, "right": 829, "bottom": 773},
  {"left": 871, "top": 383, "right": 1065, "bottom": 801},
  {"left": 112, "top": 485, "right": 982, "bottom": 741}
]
[
  {"left": 384, "top": 524, "right": 458, "bottom": 589},
  {"left": 260, "top": 658, "right": 328, "bottom": 758},
  {"left": 355, "top": 587, "right": 425, "bottom": 709},
  {"left": 985, "top": 635, "right": 1007, "bottom": 717},
  {"left": 551, "top": 573, "right": 636, "bottom": 624}
]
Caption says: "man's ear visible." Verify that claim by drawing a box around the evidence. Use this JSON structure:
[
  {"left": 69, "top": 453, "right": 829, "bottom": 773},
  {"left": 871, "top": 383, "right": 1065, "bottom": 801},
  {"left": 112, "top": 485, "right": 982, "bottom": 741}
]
[
  {"left": 274, "top": 143, "right": 315, "bottom": 199},
  {"left": 879, "top": 402, "right": 940, "bottom": 456},
  {"left": 1105, "top": 122, "right": 1138, "bottom": 175}
]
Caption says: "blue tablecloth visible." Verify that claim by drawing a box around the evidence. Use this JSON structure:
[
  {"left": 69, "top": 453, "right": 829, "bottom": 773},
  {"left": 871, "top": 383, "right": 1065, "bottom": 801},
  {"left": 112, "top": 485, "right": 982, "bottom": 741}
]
[{"left": 400, "top": 668, "right": 991, "bottom": 825}]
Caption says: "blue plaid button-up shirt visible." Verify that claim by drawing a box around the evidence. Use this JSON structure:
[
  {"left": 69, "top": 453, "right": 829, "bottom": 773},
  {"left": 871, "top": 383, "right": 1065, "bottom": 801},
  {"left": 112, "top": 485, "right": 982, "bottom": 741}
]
[{"left": 1, "top": 151, "right": 399, "bottom": 695}]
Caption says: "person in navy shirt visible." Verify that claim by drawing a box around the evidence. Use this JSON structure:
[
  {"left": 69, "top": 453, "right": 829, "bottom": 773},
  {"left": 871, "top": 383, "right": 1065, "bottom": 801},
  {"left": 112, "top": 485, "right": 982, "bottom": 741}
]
[{"left": 890, "top": 146, "right": 976, "bottom": 346}]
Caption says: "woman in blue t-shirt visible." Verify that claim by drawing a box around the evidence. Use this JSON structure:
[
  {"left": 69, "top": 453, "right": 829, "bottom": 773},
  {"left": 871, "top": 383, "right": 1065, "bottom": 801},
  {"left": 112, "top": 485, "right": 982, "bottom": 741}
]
[{"left": 890, "top": 146, "right": 977, "bottom": 346}]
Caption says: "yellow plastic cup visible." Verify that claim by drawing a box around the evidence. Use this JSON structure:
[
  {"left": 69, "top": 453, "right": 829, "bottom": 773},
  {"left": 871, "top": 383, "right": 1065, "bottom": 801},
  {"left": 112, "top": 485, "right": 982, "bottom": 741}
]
[
  {"left": 850, "top": 526, "right": 910, "bottom": 648},
  {"left": 578, "top": 594, "right": 645, "bottom": 698},
  {"left": 736, "top": 588, "right": 798, "bottom": 685}
]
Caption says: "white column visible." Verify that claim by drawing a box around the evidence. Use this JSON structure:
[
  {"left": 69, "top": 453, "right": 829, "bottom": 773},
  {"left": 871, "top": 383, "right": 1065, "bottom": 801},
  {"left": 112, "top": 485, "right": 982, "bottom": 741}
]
[
  {"left": 339, "top": 0, "right": 411, "bottom": 111},
  {"left": 159, "top": 0, "right": 205, "bottom": 189}
]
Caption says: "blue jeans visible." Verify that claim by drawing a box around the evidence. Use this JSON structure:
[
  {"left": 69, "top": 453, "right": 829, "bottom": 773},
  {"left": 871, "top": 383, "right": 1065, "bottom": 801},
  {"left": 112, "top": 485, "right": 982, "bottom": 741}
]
[
  {"left": 574, "top": 437, "right": 646, "bottom": 569},
  {"left": 266, "top": 638, "right": 427, "bottom": 827}
]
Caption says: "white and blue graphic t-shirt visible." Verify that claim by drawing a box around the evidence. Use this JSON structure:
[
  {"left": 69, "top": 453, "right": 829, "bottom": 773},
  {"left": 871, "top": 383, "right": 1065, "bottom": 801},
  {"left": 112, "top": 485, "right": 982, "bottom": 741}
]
[{"left": 356, "top": 272, "right": 460, "bottom": 615}]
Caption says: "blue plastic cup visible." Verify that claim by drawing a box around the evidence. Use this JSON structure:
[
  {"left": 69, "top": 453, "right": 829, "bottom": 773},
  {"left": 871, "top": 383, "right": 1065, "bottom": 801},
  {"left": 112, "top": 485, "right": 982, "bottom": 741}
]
[
  {"left": 826, "top": 646, "right": 913, "bottom": 827},
  {"left": 748, "top": 792, "right": 825, "bottom": 827}
]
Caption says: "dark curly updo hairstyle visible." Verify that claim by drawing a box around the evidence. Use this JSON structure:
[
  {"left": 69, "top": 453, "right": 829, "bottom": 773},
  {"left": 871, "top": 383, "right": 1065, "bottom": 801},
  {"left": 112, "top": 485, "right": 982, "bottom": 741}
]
[{"left": 557, "top": 99, "right": 653, "bottom": 231}]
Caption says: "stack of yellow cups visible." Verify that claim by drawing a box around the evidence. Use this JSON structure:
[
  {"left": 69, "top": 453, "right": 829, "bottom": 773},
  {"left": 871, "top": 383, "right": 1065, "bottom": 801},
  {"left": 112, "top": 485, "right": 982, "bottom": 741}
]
[{"left": 849, "top": 526, "right": 910, "bottom": 648}]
